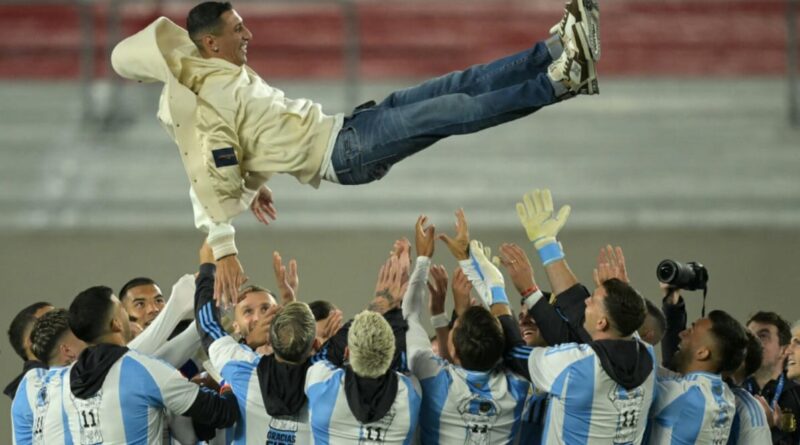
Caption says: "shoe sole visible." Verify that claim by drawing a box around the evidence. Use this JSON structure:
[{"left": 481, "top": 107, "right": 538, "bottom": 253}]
[
  {"left": 572, "top": 24, "right": 598, "bottom": 94},
  {"left": 576, "top": 0, "right": 600, "bottom": 61}
]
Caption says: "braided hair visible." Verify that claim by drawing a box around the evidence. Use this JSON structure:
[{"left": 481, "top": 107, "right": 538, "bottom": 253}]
[{"left": 30, "top": 309, "right": 70, "bottom": 365}]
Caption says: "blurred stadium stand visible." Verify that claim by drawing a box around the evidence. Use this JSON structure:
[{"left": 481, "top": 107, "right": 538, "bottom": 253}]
[{"left": 0, "top": 0, "right": 793, "bottom": 79}]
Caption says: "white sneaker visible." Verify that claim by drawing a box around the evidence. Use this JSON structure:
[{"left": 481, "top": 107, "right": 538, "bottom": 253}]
[
  {"left": 547, "top": 24, "right": 598, "bottom": 98},
  {"left": 550, "top": 0, "right": 600, "bottom": 61}
]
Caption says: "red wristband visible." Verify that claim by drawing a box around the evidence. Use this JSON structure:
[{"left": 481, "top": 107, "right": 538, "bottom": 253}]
[{"left": 521, "top": 285, "right": 540, "bottom": 298}]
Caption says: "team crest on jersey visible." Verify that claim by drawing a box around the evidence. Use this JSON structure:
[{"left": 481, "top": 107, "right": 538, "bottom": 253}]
[
  {"left": 608, "top": 385, "right": 645, "bottom": 444},
  {"left": 457, "top": 395, "right": 502, "bottom": 445},
  {"left": 32, "top": 385, "right": 49, "bottom": 445},
  {"left": 70, "top": 390, "right": 104, "bottom": 445},
  {"left": 267, "top": 415, "right": 299, "bottom": 444},
  {"left": 359, "top": 407, "right": 396, "bottom": 444}
]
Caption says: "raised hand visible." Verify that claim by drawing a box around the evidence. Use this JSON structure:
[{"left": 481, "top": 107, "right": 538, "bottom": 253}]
[
  {"left": 214, "top": 254, "right": 248, "bottom": 308},
  {"left": 497, "top": 243, "right": 538, "bottom": 296},
  {"left": 593, "top": 245, "right": 629, "bottom": 287},
  {"left": 370, "top": 256, "right": 405, "bottom": 314},
  {"left": 250, "top": 185, "right": 277, "bottom": 226},
  {"left": 427, "top": 265, "right": 448, "bottom": 315},
  {"left": 516, "top": 189, "right": 570, "bottom": 264},
  {"left": 451, "top": 268, "right": 473, "bottom": 317},
  {"left": 273, "top": 251, "right": 299, "bottom": 304},
  {"left": 439, "top": 209, "right": 470, "bottom": 261},
  {"left": 317, "top": 309, "right": 343, "bottom": 345},
  {"left": 415, "top": 215, "right": 436, "bottom": 258}
]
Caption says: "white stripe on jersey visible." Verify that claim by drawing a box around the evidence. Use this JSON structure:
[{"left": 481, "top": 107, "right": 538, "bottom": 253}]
[
  {"left": 36, "top": 366, "right": 74, "bottom": 445},
  {"left": 208, "top": 335, "right": 313, "bottom": 445},
  {"left": 61, "top": 349, "right": 199, "bottom": 445},
  {"left": 527, "top": 343, "right": 656, "bottom": 445},
  {"left": 11, "top": 367, "right": 47, "bottom": 445},
  {"left": 305, "top": 360, "right": 421, "bottom": 445},
  {"left": 647, "top": 369, "right": 736, "bottom": 444},
  {"left": 411, "top": 349, "right": 529, "bottom": 445},
  {"left": 727, "top": 387, "right": 771, "bottom": 445}
]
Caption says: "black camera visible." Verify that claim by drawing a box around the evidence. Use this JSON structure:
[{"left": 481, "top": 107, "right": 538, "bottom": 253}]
[{"left": 656, "top": 260, "right": 709, "bottom": 291}]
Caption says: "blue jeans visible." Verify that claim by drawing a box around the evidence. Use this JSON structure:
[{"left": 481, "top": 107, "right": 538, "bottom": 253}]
[{"left": 331, "top": 42, "right": 557, "bottom": 185}]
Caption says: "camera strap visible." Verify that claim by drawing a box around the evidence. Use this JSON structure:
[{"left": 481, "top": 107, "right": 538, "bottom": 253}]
[{"left": 701, "top": 287, "right": 708, "bottom": 317}]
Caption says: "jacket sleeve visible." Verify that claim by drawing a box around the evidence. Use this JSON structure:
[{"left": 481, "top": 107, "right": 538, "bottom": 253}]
[
  {"left": 128, "top": 273, "right": 196, "bottom": 354},
  {"left": 500, "top": 314, "right": 532, "bottom": 381},
  {"left": 194, "top": 263, "right": 228, "bottom": 352},
  {"left": 528, "top": 284, "right": 591, "bottom": 346},
  {"left": 661, "top": 296, "right": 687, "bottom": 370},
  {"left": 181, "top": 387, "right": 240, "bottom": 429}
]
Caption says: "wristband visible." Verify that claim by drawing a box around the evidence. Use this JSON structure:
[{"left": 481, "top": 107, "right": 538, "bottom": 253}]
[
  {"left": 490, "top": 287, "right": 510, "bottom": 306},
  {"left": 523, "top": 289, "right": 545, "bottom": 309},
  {"left": 537, "top": 242, "right": 565, "bottom": 266},
  {"left": 520, "top": 285, "right": 540, "bottom": 298},
  {"left": 430, "top": 313, "right": 450, "bottom": 329}
]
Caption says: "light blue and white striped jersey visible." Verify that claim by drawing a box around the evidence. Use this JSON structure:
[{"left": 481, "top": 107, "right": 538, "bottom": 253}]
[
  {"left": 11, "top": 366, "right": 47, "bottom": 445},
  {"left": 647, "top": 368, "right": 736, "bottom": 444},
  {"left": 525, "top": 342, "right": 656, "bottom": 444},
  {"left": 517, "top": 387, "right": 548, "bottom": 445},
  {"left": 61, "top": 349, "right": 199, "bottom": 445},
  {"left": 36, "top": 366, "right": 73, "bottom": 445},
  {"left": 208, "top": 335, "right": 313, "bottom": 445},
  {"left": 411, "top": 349, "right": 530, "bottom": 445},
  {"left": 727, "top": 386, "right": 771, "bottom": 445},
  {"left": 305, "top": 360, "right": 421, "bottom": 445},
  {"left": 401, "top": 255, "right": 530, "bottom": 444}
]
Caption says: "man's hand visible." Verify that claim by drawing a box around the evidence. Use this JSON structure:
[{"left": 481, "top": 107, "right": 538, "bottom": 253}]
[
  {"left": 251, "top": 185, "right": 278, "bottom": 225},
  {"left": 439, "top": 209, "right": 470, "bottom": 260},
  {"left": 317, "top": 309, "right": 343, "bottom": 346},
  {"left": 428, "top": 265, "right": 448, "bottom": 315},
  {"left": 214, "top": 254, "right": 248, "bottom": 307},
  {"left": 246, "top": 304, "right": 280, "bottom": 349},
  {"left": 660, "top": 282, "right": 682, "bottom": 305},
  {"left": 370, "top": 256, "right": 405, "bottom": 314},
  {"left": 756, "top": 395, "right": 781, "bottom": 428},
  {"left": 497, "top": 243, "right": 537, "bottom": 295},
  {"left": 273, "top": 251, "right": 299, "bottom": 304},
  {"left": 516, "top": 189, "right": 570, "bottom": 261},
  {"left": 452, "top": 268, "right": 473, "bottom": 317},
  {"left": 415, "top": 215, "right": 436, "bottom": 258},
  {"left": 200, "top": 240, "right": 215, "bottom": 264},
  {"left": 593, "top": 245, "right": 629, "bottom": 287},
  {"left": 391, "top": 238, "right": 412, "bottom": 287}
]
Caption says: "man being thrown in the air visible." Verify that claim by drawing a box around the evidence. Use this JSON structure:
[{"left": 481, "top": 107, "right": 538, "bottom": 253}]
[{"left": 111, "top": 0, "right": 600, "bottom": 305}]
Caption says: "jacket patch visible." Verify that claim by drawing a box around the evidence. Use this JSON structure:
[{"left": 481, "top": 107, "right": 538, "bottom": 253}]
[{"left": 212, "top": 147, "right": 238, "bottom": 167}]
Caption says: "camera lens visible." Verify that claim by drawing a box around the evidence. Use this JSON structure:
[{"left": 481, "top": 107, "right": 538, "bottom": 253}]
[{"left": 657, "top": 260, "right": 679, "bottom": 284}]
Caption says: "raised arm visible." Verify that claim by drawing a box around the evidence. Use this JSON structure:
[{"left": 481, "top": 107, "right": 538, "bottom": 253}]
[
  {"left": 128, "top": 273, "right": 195, "bottom": 354},
  {"left": 660, "top": 284, "right": 686, "bottom": 369}
]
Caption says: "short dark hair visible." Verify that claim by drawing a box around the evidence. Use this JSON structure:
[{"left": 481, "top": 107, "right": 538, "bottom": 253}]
[
  {"left": 453, "top": 306, "right": 504, "bottom": 372},
  {"left": 31, "top": 309, "right": 71, "bottom": 364},
  {"left": 69, "top": 286, "right": 116, "bottom": 343},
  {"left": 7, "top": 302, "right": 52, "bottom": 360},
  {"left": 709, "top": 310, "right": 748, "bottom": 374},
  {"left": 119, "top": 277, "right": 157, "bottom": 302},
  {"left": 187, "top": 2, "right": 233, "bottom": 45},
  {"left": 601, "top": 279, "right": 646, "bottom": 337},
  {"left": 743, "top": 330, "right": 763, "bottom": 378},
  {"left": 309, "top": 300, "right": 335, "bottom": 321},
  {"left": 747, "top": 311, "right": 791, "bottom": 346},
  {"left": 644, "top": 298, "right": 666, "bottom": 336}
]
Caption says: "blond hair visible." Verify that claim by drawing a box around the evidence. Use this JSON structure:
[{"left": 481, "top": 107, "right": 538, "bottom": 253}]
[
  {"left": 270, "top": 302, "right": 316, "bottom": 363},
  {"left": 347, "top": 311, "right": 395, "bottom": 378}
]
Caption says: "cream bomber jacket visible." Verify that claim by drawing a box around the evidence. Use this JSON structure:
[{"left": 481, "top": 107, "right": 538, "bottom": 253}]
[{"left": 111, "top": 17, "right": 342, "bottom": 259}]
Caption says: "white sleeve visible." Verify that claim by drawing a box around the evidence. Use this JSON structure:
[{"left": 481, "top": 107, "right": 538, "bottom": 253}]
[
  {"left": 128, "top": 274, "right": 195, "bottom": 354},
  {"left": 401, "top": 256, "right": 431, "bottom": 321},
  {"left": 208, "top": 335, "right": 259, "bottom": 376},
  {"left": 152, "top": 321, "right": 202, "bottom": 367},
  {"left": 527, "top": 343, "right": 591, "bottom": 394},
  {"left": 190, "top": 186, "right": 239, "bottom": 260}
]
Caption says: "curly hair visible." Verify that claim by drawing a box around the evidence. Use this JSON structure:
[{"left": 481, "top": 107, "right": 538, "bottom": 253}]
[{"left": 31, "top": 309, "right": 71, "bottom": 365}]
